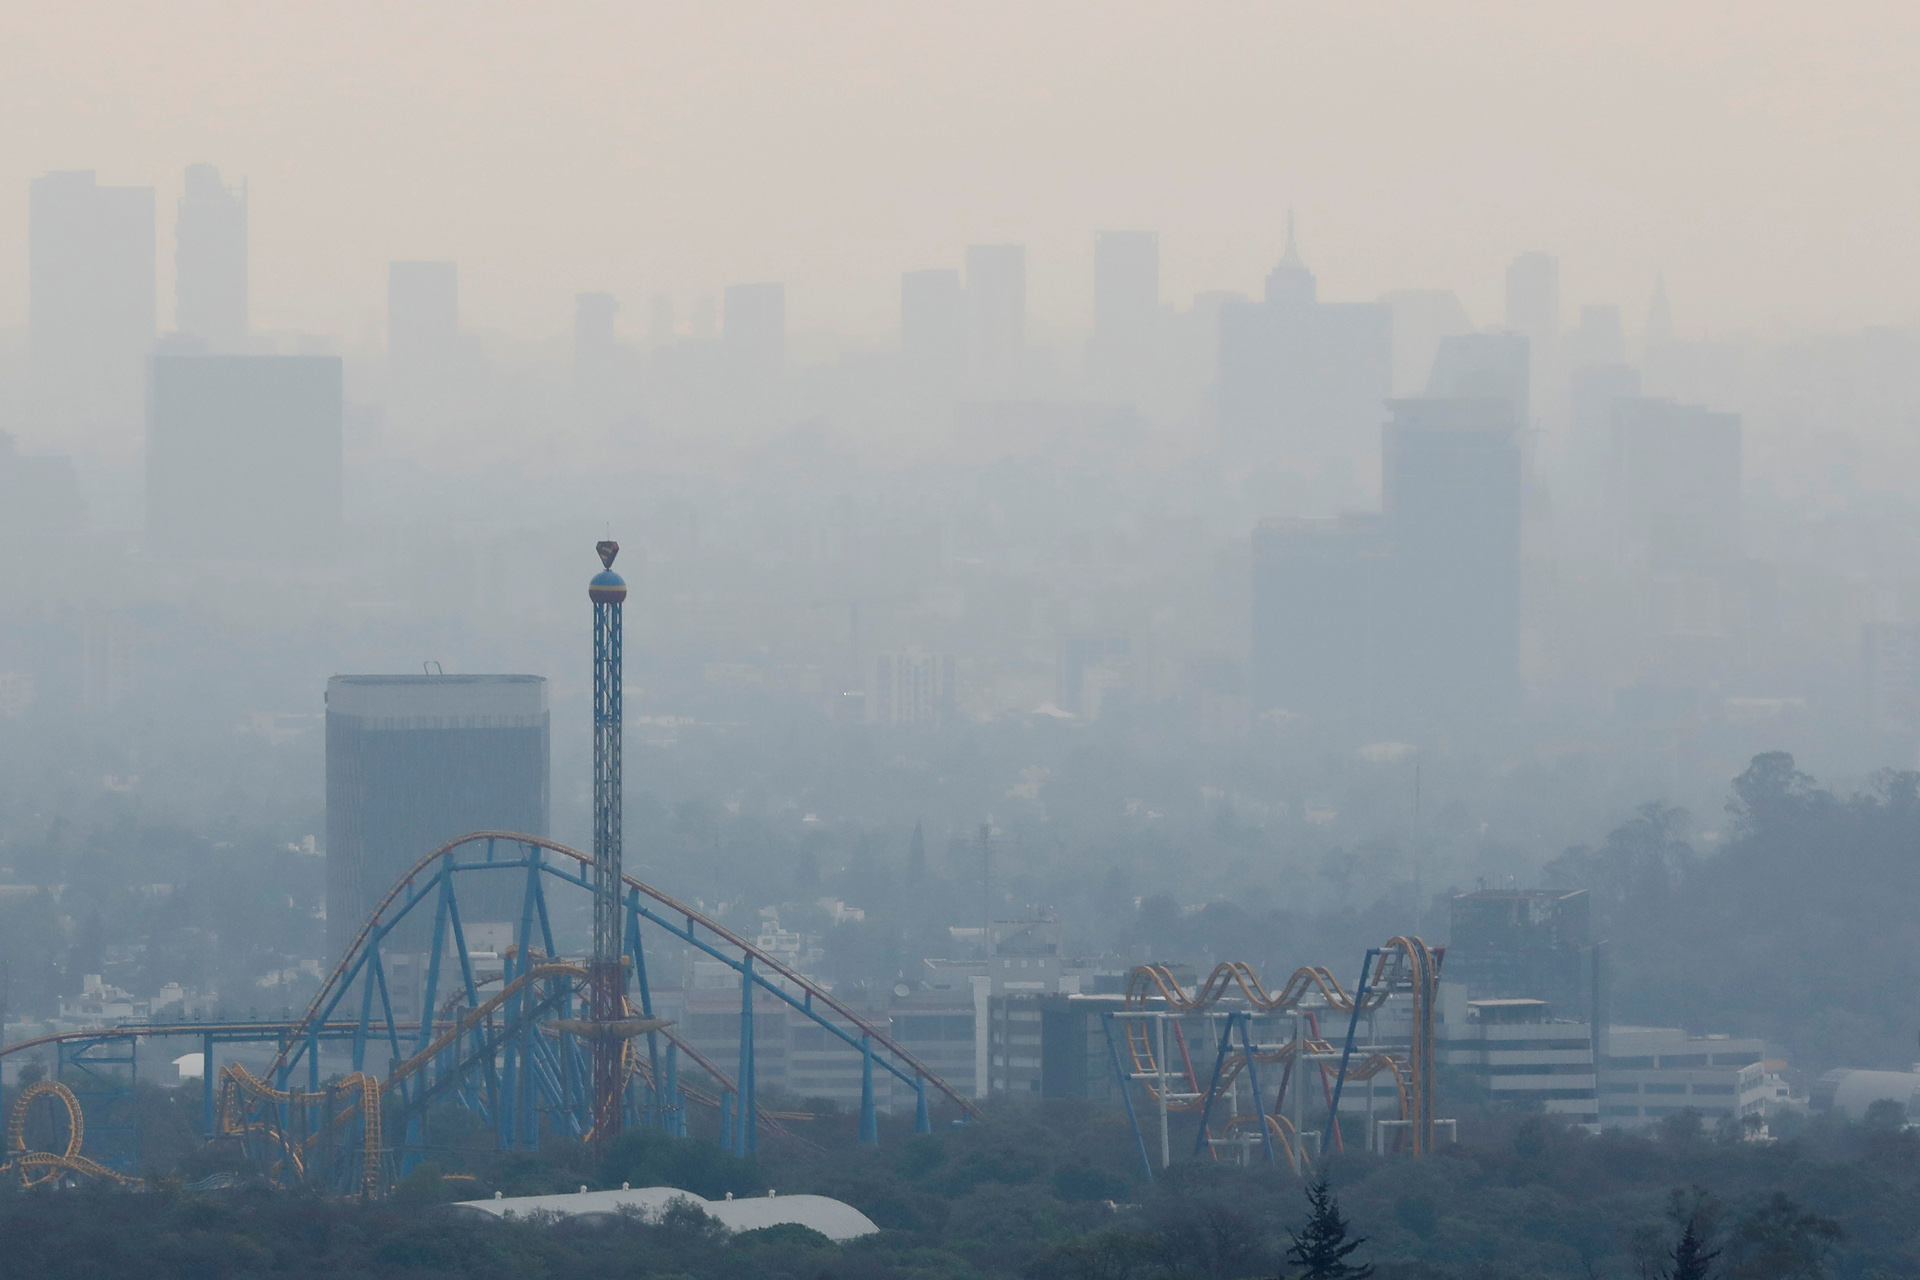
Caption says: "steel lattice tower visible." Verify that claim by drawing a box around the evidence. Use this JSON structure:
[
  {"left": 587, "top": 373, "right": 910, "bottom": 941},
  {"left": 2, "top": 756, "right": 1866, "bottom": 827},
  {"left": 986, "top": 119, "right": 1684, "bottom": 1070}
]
[{"left": 588, "top": 540, "right": 627, "bottom": 1141}]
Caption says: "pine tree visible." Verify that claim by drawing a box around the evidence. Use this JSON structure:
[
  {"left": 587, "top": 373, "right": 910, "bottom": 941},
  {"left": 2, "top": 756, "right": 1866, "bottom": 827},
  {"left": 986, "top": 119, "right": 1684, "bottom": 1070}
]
[
  {"left": 1285, "top": 1176, "right": 1374, "bottom": 1280},
  {"left": 1663, "top": 1188, "right": 1724, "bottom": 1280}
]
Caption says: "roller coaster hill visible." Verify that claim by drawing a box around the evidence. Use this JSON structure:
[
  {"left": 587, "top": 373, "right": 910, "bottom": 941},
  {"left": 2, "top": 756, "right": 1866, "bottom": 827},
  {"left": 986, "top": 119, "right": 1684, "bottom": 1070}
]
[
  {"left": 0, "top": 837, "right": 1448, "bottom": 1194},
  {"left": 1, "top": 829, "right": 987, "bottom": 1194}
]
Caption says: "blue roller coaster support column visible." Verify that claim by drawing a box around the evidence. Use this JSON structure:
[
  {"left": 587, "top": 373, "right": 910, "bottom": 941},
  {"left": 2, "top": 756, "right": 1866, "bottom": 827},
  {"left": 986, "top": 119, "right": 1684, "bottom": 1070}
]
[
  {"left": 1192, "top": 1012, "right": 1241, "bottom": 1158},
  {"left": 1327, "top": 948, "right": 1379, "bottom": 1153},
  {"left": 1235, "top": 1014, "right": 1274, "bottom": 1166},
  {"left": 860, "top": 1035, "right": 878, "bottom": 1143},
  {"left": 590, "top": 540, "right": 629, "bottom": 1145},
  {"left": 718, "top": 1090, "right": 733, "bottom": 1151},
  {"left": 737, "top": 954, "right": 756, "bottom": 1156},
  {"left": 1103, "top": 1012, "right": 1155, "bottom": 1183},
  {"left": 914, "top": 1076, "right": 931, "bottom": 1134}
]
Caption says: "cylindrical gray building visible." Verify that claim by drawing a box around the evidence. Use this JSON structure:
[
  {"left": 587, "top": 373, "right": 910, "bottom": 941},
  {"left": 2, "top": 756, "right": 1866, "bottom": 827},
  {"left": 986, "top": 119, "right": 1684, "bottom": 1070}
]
[{"left": 325, "top": 674, "right": 549, "bottom": 961}]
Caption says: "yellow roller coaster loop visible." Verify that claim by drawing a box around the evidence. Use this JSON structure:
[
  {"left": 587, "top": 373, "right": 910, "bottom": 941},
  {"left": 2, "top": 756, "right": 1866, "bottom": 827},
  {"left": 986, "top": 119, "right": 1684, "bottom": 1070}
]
[
  {"left": 219, "top": 1064, "right": 383, "bottom": 1197},
  {"left": 2, "top": 1079, "right": 141, "bottom": 1188}
]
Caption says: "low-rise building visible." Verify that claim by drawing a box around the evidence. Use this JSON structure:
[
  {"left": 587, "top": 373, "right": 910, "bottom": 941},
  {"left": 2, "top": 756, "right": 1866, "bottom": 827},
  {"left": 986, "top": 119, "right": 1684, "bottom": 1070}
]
[
  {"left": 1601, "top": 1026, "right": 1771, "bottom": 1126},
  {"left": 1438, "top": 997, "right": 1597, "bottom": 1124}
]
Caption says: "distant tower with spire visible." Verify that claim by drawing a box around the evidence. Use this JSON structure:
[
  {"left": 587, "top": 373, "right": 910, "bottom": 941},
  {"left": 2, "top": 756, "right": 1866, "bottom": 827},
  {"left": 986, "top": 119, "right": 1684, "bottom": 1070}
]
[
  {"left": 1644, "top": 271, "right": 1674, "bottom": 349},
  {"left": 1264, "top": 207, "right": 1318, "bottom": 308}
]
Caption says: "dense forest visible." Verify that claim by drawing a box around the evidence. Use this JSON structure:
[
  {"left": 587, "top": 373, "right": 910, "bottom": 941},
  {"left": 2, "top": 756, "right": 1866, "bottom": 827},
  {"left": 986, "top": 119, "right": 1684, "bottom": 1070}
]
[{"left": 2, "top": 1090, "right": 1918, "bottom": 1278}]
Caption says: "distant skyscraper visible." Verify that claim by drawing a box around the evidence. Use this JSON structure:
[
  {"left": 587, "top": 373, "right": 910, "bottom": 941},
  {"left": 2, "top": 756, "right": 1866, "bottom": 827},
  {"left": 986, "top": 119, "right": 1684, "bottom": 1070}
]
[
  {"left": 1504, "top": 252, "right": 1559, "bottom": 422},
  {"left": 145, "top": 355, "right": 343, "bottom": 560},
  {"left": 1383, "top": 289, "right": 1475, "bottom": 396},
  {"left": 1250, "top": 514, "right": 1393, "bottom": 716},
  {"left": 965, "top": 244, "right": 1026, "bottom": 398},
  {"left": 29, "top": 171, "right": 156, "bottom": 448},
  {"left": 575, "top": 291, "right": 618, "bottom": 359},
  {"left": 723, "top": 281, "right": 786, "bottom": 378},
  {"left": 1090, "top": 231, "right": 1159, "bottom": 401},
  {"left": 1383, "top": 397, "right": 1525, "bottom": 712},
  {"left": 1608, "top": 398, "right": 1741, "bottom": 566},
  {"left": 901, "top": 268, "right": 965, "bottom": 396},
  {"left": 1427, "top": 332, "right": 1529, "bottom": 412},
  {"left": 1565, "top": 364, "right": 1643, "bottom": 531},
  {"left": 0, "top": 431, "right": 85, "bottom": 540},
  {"left": 648, "top": 294, "right": 675, "bottom": 349},
  {"left": 1449, "top": 889, "right": 1591, "bottom": 1015},
  {"left": 1263, "top": 210, "right": 1315, "bottom": 307},
  {"left": 869, "top": 651, "right": 958, "bottom": 727},
  {"left": 325, "top": 674, "right": 549, "bottom": 959},
  {"left": 387, "top": 261, "right": 459, "bottom": 372},
  {"left": 1218, "top": 216, "right": 1389, "bottom": 463},
  {"left": 175, "top": 164, "right": 248, "bottom": 351},
  {"left": 573, "top": 292, "right": 635, "bottom": 428},
  {"left": 1566, "top": 304, "right": 1625, "bottom": 370}
]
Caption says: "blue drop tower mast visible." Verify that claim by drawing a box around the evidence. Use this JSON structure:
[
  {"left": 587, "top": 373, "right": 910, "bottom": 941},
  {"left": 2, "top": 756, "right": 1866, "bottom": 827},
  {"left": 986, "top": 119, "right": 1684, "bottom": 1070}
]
[{"left": 589, "top": 540, "right": 627, "bottom": 1141}]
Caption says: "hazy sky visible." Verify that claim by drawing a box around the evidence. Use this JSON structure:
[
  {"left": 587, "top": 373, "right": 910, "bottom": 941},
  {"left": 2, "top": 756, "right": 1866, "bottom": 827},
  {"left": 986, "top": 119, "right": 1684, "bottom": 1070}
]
[{"left": 5, "top": 2, "right": 1917, "bottom": 344}]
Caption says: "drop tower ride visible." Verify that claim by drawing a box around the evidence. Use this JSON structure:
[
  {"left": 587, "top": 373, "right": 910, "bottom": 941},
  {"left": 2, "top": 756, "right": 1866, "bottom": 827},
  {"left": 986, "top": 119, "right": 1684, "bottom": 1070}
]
[{"left": 588, "top": 540, "right": 627, "bottom": 1141}]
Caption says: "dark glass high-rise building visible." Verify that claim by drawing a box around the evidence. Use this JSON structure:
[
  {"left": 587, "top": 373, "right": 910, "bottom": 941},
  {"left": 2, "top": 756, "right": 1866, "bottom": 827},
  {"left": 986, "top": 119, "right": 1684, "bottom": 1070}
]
[{"left": 325, "top": 675, "right": 550, "bottom": 960}]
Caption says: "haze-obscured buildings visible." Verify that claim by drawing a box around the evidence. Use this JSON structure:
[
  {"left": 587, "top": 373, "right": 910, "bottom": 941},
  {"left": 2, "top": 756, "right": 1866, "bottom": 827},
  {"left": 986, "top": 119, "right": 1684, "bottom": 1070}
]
[
  {"left": 29, "top": 170, "right": 156, "bottom": 449},
  {"left": 1217, "top": 215, "right": 1391, "bottom": 466},
  {"left": 175, "top": 164, "right": 248, "bottom": 351},
  {"left": 965, "top": 244, "right": 1027, "bottom": 398},
  {"left": 145, "top": 354, "right": 343, "bottom": 561}
]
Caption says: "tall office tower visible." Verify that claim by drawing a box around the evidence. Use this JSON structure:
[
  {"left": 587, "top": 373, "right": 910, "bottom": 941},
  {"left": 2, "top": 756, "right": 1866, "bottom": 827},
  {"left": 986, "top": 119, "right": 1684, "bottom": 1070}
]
[
  {"left": 1427, "top": 332, "right": 1529, "bottom": 412},
  {"left": 387, "top": 260, "right": 459, "bottom": 411},
  {"left": 324, "top": 674, "right": 550, "bottom": 959},
  {"left": 1862, "top": 623, "right": 1920, "bottom": 734},
  {"left": 0, "top": 431, "right": 85, "bottom": 540},
  {"left": 1217, "top": 217, "right": 1390, "bottom": 464},
  {"left": 1263, "top": 210, "right": 1315, "bottom": 307},
  {"left": 572, "top": 293, "right": 632, "bottom": 430},
  {"left": 1383, "top": 289, "right": 1475, "bottom": 396},
  {"left": 29, "top": 171, "right": 156, "bottom": 450},
  {"left": 647, "top": 295, "right": 675, "bottom": 349},
  {"left": 868, "top": 650, "right": 958, "bottom": 727},
  {"left": 175, "top": 164, "right": 248, "bottom": 350},
  {"left": 722, "top": 281, "right": 786, "bottom": 379},
  {"left": 1383, "top": 397, "right": 1524, "bottom": 714},
  {"left": 900, "top": 268, "right": 965, "bottom": 397},
  {"left": 1448, "top": 889, "right": 1591, "bottom": 1016},
  {"left": 1566, "top": 304, "right": 1625, "bottom": 371},
  {"left": 965, "top": 244, "right": 1026, "bottom": 398},
  {"left": 1250, "top": 514, "right": 1393, "bottom": 716},
  {"left": 145, "top": 355, "right": 343, "bottom": 560},
  {"left": 1608, "top": 399, "right": 1741, "bottom": 566},
  {"left": 1089, "top": 231, "right": 1159, "bottom": 402},
  {"left": 1564, "top": 364, "right": 1643, "bottom": 531},
  {"left": 1504, "top": 252, "right": 1560, "bottom": 422},
  {"left": 574, "top": 291, "right": 618, "bottom": 360}
]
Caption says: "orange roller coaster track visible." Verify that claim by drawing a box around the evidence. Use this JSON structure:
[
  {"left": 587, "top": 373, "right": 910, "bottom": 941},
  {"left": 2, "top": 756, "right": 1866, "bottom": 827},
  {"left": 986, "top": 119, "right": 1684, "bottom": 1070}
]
[{"left": 1108, "top": 937, "right": 1444, "bottom": 1178}]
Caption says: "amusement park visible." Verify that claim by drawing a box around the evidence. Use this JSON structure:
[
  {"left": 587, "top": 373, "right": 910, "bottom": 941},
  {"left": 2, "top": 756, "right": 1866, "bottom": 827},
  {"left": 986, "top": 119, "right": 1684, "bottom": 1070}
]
[{"left": 0, "top": 543, "right": 1454, "bottom": 1201}]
